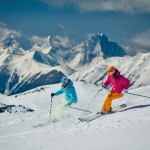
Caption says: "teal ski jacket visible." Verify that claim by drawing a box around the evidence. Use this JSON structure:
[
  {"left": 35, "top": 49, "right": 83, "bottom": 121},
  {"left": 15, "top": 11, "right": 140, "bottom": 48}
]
[{"left": 54, "top": 79, "right": 77, "bottom": 105}]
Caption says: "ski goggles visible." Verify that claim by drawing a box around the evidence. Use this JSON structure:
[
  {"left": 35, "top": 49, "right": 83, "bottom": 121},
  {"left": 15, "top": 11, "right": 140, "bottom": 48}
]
[
  {"left": 108, "top": 70, "right": 115, "bottom": 75},
  {"left": 61, "top": 81, "right": 65, "bottom": 85}
]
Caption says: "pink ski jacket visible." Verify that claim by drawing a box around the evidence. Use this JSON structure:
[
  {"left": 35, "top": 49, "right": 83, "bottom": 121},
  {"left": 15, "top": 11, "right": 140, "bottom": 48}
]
[{"left": 103, "top": 69, "right": 130, "bottom": 94}]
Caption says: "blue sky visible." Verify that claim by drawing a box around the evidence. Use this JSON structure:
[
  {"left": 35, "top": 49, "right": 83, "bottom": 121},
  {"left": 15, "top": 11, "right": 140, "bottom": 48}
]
[{"left": 0, "top": 0, "right": 150, "bottom": 54}]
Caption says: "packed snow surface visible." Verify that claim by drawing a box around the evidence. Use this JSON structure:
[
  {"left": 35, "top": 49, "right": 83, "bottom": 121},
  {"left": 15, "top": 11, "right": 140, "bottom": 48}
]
[{"left": 0, "top": 82, "right": 150, "bottom": 150}]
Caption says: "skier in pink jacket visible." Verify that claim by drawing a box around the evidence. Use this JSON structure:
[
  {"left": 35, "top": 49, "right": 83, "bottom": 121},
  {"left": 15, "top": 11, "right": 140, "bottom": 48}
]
[{"left": 100, "top": 66, "right": 130, "bottom": 114}]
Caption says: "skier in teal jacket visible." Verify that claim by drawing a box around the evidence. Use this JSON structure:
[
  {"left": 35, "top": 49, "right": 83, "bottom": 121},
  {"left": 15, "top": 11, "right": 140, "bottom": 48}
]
[
  {"left": 50, "top": 76, "right": 77, "bottom": 122},
  {"left": 52, "top": 77, "right": 77, "bottom": 105}
]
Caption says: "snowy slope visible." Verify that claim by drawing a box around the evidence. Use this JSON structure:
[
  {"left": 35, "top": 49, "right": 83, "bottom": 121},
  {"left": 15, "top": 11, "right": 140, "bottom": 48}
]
[
  {"left": 70, "top": 53, "right": 150, "bottom": 89},
  {"left": 0, "top": 52, "right": 72, "bottom": 95},
  {"left": 0, "top": 82, "right": 150, "bottom": 150}
]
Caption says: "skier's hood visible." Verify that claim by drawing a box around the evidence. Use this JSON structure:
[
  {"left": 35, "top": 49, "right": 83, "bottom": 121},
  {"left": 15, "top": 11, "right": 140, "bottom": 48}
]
[{"left": 114, "top": 69, "right": 120, "bottom": 76}]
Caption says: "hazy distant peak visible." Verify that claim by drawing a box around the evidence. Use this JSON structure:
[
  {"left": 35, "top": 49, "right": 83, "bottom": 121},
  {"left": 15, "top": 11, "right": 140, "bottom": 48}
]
[{"left": 2, "top": 32, "right": 33, "bottom": 50}]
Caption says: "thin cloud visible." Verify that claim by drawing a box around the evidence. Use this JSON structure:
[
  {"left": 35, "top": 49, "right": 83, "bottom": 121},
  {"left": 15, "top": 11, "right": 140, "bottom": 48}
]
[
  {"left": 0, "top": 25, "right": 19, "bottom": 42},
  {"left": 42, "top": 0, "right": 150, "bottom": 14},
  {"left": 123, "top": 29, "right": 150, "bottom": 55},
  {"left": 131, "top": 30, "right": 150, "bottom": 48},
  {"left": 53, "top": 35, "right": 72, "bottom": 47},
  {"left": 31, "top": 35, "right": 50, "bottom": 46},
  {"left": 57, "top": 23, "right": 65, "bottom": 29},
  {"left": 0, "top": 21, "right": 7, "bottom": 27}
]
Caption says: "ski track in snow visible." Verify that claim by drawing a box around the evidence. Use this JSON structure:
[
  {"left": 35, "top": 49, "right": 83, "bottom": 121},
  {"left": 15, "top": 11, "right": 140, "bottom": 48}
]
[{"left": 0, "top": 108, "right": 150, "bottom": 141}]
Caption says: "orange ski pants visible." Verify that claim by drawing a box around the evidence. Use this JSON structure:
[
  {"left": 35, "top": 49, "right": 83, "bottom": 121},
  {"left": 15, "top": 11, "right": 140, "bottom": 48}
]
[{"left": 102, "top": 90, "right": 124, "bottom": 112}]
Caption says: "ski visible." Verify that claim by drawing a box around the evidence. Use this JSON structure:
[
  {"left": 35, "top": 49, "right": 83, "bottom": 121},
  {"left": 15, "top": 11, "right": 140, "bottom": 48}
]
[
  {"left": 32, "top": 117, "right": 61, "bottom": 128},
  {"left": 78, "top": 104, "right": 126, "bottom": 122},
  {"left": 78, "top": 111, "right": 116, "bottom": 122}
]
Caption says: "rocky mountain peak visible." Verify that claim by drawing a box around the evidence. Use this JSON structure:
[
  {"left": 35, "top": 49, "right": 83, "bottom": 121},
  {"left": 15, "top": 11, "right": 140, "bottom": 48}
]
[{"left": 2, "top": 32, "right": 33, "bottom": 51}]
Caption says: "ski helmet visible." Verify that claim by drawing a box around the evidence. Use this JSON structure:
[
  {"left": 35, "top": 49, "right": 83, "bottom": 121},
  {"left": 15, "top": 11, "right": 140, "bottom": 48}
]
[
  {"left": 108, "top": 66, "right": 116, "bottom": 75},
  {"left": 60, "top": 76, "right": 68, "bottom": 85}
]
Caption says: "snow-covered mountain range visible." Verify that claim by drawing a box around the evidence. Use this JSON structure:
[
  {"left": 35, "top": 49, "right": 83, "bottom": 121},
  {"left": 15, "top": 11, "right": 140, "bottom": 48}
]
[
  {"left": 0, "top": 32, "right": 127, "bottom": 95},
  {"left": 0, "top": 32, "right": 149, "bottom": 95}
]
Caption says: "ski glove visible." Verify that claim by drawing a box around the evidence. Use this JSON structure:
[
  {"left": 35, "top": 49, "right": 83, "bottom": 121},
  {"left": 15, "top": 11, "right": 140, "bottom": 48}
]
[
  {"left": 51, "top": 93, "right": 55, "bottom": 97},
  {"left": 122, "top": 90, "right": 128, "bottom": 94},
  {"left": 101, "top": 84, "right": 106, "bottom": 89}
]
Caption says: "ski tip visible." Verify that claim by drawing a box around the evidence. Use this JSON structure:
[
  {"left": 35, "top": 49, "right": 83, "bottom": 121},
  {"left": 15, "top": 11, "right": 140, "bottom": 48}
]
[{"left": 78, "top": 118, "right": 85, "bottom": 122}]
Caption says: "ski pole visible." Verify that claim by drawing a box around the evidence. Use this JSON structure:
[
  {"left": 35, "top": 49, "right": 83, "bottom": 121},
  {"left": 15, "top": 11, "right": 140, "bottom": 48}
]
[
  {"left": 85, "top": 88, "right": 103, "bottom": 109},
  {"left": 49, "top": 96, "right": 53, "bottom": 117},
  {"left": 126, "top": 92, "right": 150, "bottom": 99},
  {"left": 90, "top": 88, "right": 103, "bottom": 103},
  {"left": 69, "top": 106, "right": 93, "bottom": 113}
]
